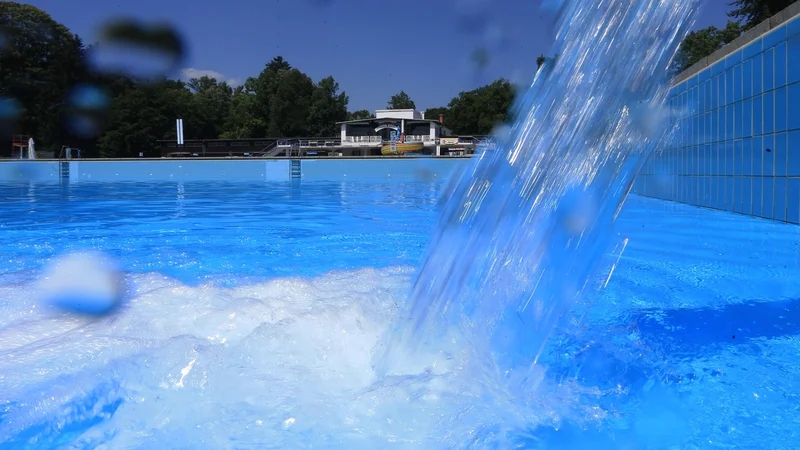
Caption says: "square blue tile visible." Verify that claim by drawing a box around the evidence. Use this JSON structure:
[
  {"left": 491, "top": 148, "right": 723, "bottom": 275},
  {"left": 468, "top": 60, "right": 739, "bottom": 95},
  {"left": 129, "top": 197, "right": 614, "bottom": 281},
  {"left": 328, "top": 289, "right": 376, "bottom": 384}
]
[
  {"left": 763, "top": 177, "right": 775, "bottom": 219},
  {"left": 776, "top": 42, "right": 787, "bottom": 88},
  {"left": 743, "top": 98, "right": 753, "bottom": 137},
  {"left": 776, "top": 86, "right": 787, "bottom": 132},
  {"left": 700, "top": 67, "right": 711, "bottom": 83},
  {"left": 726, "top": 50, "right": 742, "bottom": 69},
  {"left": 723, "top": 177, "right": 732, "bottom": 211},
  {"left": 754, "top": 53, "right": 764, "bottom": 95},
  {"left": 743, "top": 59, "right": 754, "bottom": 99},
  {"left": 711, "top": 60, "right": 725, "bottom": 77},
  {"left": 765, "top": 48, "right": 775, "bottom": 92},
  {"left": 752, "top": 177, "right": 763, "bottom": 217},
  {"left": 790, "top": 36, "right": 800, "bottom": 85},
  {"left": 711, "top": 76, "right": 718, "bottom": 109},
  {"left": 776, "top": 132, "right": 788, "bottom": 176},
  {"left": 743, "top": 138, "right": 753, "bottom": 176},
  {"left": 789, "top": 131, "right": 800, "bottom": 176},
  {"left": 753, "top": 136, "right": 764, "bottom": 175},
  {"left": 764, "top": 91, "right": 775, "bottom": 134},
  {"left": 733, "top": 64, "right": 743, "bottom": 103},
  {"left": 725, "top": 69, "right": 734, "bottom": 106},
  {"left": 775, "top": 177, "right": 787, "bottom": 221},
  {"left": 734, "top": 140, "right": 744, "bottom": 176},
  {"left": 733, "top": 177, "right": 743, "bottom": 213},
  {"left": 734, "top": 101, "right": 743, "bottom": 139},
  {"left": 788, "top": 178, "right": 800, "bottom": 223},
  {"left": 765, "top": 24, "right": 787, "bottom": 50},
  {"left": 698, "top": 84, "right": 705, "bottom": 115},
  {"left": 744, "top": 38, "right": 763, "bottom": 59},
  {"left": 754, "top": 95, "right": 763, "bottom": 135},
  {"left": 743, "top": 177, "right": 753, "bottom": 215},
  {"left": 789, "top": 16, "right": 800, "bottom": 39},
  {"left": 789, "top": 83, "right": 800, "bottom": 131},
  {"left": 726, "top": 105, "right": 735, "bottom": 140},
  {"left": 726, "top": 141, "right": 735, "bottom": 176},
  {"left": 764, "top": 134, "right": 776, "bottom": 176}
]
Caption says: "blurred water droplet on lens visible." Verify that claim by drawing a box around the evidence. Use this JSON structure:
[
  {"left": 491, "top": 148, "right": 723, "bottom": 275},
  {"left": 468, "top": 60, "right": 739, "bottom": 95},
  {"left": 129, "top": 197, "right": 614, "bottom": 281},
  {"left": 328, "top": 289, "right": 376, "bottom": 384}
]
[
  {"left": 491, "top": 123, "right": 512, "bottom": 147},
  {"left": 65, "top": 84, "right": 110, "bottom": 137},
  {"left": 0, "top": 96, "right": 21, "bottom": 134},
  {"left": 470, "top": 47, "right": 490, "bottom": 70},
  {"left": 86, "top": 19, "right": 185, "bottom": 80},
  {"left": 414, "top": 167, "right": 435, "bottom": 182},
  {"left": 37, "top": 251, "right": 127, "bottom": 317},
  {"left": 454, "top": 0, "right": 492, "bottom": 34},
  {"left": 69, "top": 84, "right": 110, "bottom": 110}
]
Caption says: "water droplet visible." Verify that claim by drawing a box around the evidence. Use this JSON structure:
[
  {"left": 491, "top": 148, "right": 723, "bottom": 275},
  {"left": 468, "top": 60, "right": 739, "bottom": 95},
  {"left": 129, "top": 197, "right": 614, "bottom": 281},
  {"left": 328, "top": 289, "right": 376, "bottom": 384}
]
[
  {"left": 0, "top": 97, "right": 21, "bottom": 134},
  {"left": 68, "top": 84, "right": 109, "bottom": 110},
  {"left": 454, "top": 0, "right": 493, "bottom": 35},
  {"left": 86, "top": 19, "right": 185, "bottom": 79},
  {"left": 470, "top": 48, "right": 490, "bottom": 70},
  {"left": 65, "top": 84, "right": 110, "bottom": 138},
  {"left": 0, "top": 97, "right": 20, "bottom": 119}
]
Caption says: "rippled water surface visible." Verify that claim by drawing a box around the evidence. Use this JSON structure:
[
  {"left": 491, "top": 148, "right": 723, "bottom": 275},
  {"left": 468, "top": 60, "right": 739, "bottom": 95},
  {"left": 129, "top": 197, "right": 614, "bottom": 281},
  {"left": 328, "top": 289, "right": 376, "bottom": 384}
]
[{"left": 1, "top": 180, "right": 799, "bottom": 448}]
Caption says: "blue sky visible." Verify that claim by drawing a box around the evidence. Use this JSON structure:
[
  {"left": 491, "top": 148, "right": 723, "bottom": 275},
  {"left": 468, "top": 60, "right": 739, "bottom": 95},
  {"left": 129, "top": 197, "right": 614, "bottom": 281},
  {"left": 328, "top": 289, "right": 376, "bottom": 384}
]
[{"left": 25, "top": 0, "right": 730, "bottom": 112}]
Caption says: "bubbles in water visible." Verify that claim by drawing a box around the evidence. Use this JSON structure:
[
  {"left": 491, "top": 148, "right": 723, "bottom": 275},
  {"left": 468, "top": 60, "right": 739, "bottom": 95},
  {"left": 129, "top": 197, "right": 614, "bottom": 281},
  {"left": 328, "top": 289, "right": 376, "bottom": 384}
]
[
  {"left": 65, "top": 84, "right": 110, "bottom": 137},
  {"left": 86, "top": 19, "right": 185, "bottom": 79},
  {"left": 37, "top": 251, "right": 127, "bottom": 316}
]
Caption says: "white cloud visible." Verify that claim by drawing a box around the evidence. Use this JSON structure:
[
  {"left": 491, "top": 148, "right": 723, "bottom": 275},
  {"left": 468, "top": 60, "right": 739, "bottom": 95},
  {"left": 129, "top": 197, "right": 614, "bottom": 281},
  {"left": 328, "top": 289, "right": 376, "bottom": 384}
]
[
  {"left": 179, "top": 68, "right": 241, "bottom": 87},
  {"left": 180, "top": 67, "right": 225, "bottom": 81}
]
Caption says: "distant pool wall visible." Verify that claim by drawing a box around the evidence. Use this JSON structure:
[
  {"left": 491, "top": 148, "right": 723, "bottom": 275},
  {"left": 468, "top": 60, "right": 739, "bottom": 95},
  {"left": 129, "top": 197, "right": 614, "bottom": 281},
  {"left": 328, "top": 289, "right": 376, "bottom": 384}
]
[
  {"left": 0, "top": 158, "right": 469, "bottom": 182},
  {"left": 632, "top": 3, "right": 800, "bottom": 223}
]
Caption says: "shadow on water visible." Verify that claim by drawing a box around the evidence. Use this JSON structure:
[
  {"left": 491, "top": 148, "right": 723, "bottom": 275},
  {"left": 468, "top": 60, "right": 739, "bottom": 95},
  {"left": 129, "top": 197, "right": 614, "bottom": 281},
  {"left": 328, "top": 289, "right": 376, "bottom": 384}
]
[{"left": 636, "top": 297, "right": 800, "bottom": 350}]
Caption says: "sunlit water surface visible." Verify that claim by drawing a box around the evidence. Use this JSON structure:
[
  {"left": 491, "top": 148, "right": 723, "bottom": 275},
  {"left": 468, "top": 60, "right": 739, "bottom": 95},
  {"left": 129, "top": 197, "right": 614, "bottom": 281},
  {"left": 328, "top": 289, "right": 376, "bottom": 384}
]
[{"left": 0, "top": 181, "right": 799, "bottom": 449}]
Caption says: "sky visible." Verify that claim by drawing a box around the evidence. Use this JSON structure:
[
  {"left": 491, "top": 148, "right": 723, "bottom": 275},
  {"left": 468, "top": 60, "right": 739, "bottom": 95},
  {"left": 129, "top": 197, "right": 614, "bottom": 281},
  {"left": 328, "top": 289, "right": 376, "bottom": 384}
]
[{"left": 24, "top": 0, "right": 731, "bottom": 112}]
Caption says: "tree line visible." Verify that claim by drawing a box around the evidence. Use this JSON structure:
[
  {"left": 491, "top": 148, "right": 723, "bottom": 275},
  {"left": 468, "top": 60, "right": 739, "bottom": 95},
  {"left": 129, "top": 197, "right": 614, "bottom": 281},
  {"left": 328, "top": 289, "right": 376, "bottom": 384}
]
[
  {"left": 4, "top": 1, "right": 777, "bottom": 158},
  {"left": 0, "top": 2, "right": 521, "bottom": 158},
  {"left": 673, "top": 0, "right": 796, "bottom": 73}
]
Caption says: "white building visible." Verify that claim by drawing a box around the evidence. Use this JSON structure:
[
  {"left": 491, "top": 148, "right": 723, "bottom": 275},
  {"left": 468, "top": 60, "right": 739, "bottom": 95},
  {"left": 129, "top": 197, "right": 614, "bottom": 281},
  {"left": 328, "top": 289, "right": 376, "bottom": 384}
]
[{"left": 337, "top": 109, "right": 454, "bottom": 155}]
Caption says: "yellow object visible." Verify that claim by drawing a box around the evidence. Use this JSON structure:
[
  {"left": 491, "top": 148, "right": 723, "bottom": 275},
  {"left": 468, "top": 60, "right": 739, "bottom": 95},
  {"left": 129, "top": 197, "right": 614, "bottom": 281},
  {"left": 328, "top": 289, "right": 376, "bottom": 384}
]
[{"left": 381, "top": 141, "right": 424, "bottom": 155}]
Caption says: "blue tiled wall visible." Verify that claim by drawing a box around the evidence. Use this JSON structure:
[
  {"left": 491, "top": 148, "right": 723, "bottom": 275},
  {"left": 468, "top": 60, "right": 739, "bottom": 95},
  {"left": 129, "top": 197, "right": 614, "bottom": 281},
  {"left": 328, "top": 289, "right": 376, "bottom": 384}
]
[
  {"left": 0, "top": 158, "right": 468, "bottom": 182},
  {"left": 633, "top": 14, "right": 800, "bottom": 223}
]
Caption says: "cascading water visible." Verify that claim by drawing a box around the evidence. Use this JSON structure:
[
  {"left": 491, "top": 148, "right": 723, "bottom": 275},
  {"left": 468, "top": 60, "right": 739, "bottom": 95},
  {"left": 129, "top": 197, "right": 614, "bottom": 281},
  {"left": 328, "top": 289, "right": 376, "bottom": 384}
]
[{"left": 374, "top": 0, "right": 699, "bottom": 380}]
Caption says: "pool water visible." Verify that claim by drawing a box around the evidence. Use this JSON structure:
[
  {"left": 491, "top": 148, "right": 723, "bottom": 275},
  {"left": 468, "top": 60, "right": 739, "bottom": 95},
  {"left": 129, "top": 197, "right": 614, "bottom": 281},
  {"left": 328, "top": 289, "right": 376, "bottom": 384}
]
[{"left": 1, "top": 180, "right": 799, "bottom": 449}]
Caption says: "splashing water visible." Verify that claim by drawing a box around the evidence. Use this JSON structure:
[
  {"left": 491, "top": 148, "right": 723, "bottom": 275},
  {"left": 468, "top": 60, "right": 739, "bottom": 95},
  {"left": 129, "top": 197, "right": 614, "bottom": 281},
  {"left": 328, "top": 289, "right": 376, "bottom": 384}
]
[
  {"left": 374, "top": 0, "right": 699, "bottom": 380},
  {"left": 0, "top": 0, "right": 705, "bottom": 448}
]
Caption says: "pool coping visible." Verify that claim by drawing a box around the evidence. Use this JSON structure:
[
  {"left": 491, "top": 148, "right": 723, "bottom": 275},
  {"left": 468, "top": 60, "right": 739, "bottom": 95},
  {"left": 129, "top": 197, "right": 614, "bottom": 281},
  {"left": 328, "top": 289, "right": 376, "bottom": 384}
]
[{"left": 673, "top": 2, "right": 800, "bottom": 85}]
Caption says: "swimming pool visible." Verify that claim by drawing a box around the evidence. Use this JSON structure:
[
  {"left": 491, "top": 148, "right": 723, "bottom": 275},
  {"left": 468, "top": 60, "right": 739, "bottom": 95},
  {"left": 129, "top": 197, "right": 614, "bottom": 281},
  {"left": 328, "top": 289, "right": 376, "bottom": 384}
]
[{"left": 1, "top": 179, "right": 799, "bottom": 448}]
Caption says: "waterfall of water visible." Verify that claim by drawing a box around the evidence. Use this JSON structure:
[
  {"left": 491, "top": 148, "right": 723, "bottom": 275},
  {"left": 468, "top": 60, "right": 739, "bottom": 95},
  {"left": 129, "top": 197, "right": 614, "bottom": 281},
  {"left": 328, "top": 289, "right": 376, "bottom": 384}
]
[{"left": 375, "top": 0, "right": 700, "bottom": 378}]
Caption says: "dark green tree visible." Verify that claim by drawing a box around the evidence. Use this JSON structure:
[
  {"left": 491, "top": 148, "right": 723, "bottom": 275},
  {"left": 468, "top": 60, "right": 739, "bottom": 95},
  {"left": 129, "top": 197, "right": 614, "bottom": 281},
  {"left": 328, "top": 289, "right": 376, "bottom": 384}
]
[
  {"left": 187, "top": 76, "right": 232, "bottom": 139},
  {"left": 445, "top": 79, "right": 516, "bottom": 135},
  {"left": 424, "top": 106, "right": 449, "bottom": 124},
  {"left": 728, "top": 0, "right": 797, "bottom": 29},
  {"left": 306, "top": 75, "right": 348, "bottom": 136},
  {"left": 97, "top": 78, "right": 194, "bottom": 157},
  {"left": 536, "top": 54, "right": 547, "bottom": 69},
  {"left": 267, "top": 68, "right": 315, "bottom": 137},
  {"left": 387, "top": 91, "right": 416, "bottom": 109},
  {"left": 220, "top": 79, "right": 264, "bottom": 139},
  {"left": 673, "top": 21, "right": 743, "bottom": 72},
  {"left": 347, "top": 109, "right": 373, "bottom": 120},
  {"left": 0, "top": 2, "right": 87, "bottom": 152}
]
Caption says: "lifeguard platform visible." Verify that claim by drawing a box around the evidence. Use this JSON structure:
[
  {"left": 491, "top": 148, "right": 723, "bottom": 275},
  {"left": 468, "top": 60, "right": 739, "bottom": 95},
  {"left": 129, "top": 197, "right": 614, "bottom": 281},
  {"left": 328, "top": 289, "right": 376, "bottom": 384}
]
[{"left": 10, "top": 135, "right": 30, "bottom": 159}]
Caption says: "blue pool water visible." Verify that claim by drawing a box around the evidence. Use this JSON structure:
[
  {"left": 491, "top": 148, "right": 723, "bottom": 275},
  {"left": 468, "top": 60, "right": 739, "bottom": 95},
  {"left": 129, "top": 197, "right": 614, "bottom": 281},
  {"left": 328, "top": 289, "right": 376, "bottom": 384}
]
[{"left": 1, "top": 179, "right": 799, "bottom": 448}]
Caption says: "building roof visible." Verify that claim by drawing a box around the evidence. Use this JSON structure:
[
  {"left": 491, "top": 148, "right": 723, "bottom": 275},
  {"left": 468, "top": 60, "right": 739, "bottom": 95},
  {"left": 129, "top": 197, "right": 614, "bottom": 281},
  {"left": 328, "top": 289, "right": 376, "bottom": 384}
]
[{"left": 336, "top": 117, "right": 444, "bottom": 125}]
